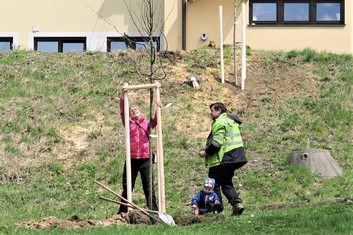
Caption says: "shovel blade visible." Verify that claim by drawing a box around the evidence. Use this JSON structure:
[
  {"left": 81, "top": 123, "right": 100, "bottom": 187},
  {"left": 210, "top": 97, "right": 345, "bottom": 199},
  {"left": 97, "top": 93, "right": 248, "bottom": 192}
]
[{"left": 157, "top": 212, "right": 175, "bottom": 226}]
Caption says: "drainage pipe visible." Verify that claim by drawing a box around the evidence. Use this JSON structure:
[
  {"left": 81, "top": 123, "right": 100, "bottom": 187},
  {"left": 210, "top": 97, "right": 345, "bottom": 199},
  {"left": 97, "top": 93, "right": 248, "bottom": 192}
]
[{"left": 182, "top": 0, "right": 187, "bottom": 50}]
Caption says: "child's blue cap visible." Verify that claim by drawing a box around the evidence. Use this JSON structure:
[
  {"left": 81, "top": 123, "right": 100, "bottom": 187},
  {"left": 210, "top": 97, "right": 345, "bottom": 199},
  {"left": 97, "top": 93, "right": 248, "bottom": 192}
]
[{"left": 204, "top": 177, "right": 215, "bottom": 189}]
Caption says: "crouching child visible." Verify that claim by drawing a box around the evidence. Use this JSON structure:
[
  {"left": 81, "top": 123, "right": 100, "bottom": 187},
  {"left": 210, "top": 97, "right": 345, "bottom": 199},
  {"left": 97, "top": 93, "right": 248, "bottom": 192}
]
[{"left": 191, "top": 178, "right": 223, "bottom": 215}]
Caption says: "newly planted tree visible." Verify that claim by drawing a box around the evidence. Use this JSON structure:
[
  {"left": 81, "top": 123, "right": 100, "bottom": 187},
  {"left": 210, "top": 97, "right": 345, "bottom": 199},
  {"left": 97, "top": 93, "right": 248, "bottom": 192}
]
[{"left": 123, "top": 0, "right": 169, "bottom": 211}]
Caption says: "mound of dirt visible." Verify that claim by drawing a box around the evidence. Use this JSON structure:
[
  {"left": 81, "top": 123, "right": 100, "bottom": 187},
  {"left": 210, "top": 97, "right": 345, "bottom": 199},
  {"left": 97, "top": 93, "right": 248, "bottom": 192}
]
[{"left": 19, "top": 210, "right": 153, "bottom": 229}]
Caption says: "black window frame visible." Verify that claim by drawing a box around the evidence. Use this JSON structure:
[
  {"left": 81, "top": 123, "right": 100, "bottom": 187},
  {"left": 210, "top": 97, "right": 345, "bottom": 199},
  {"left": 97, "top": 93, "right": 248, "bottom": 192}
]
[
  {"left": 34, "top": 37, "right": 86, "bottom": 52},
  {"left": 107, "top": 36, "right": 160, "bottom": 52},
  {"left": 249, "top": 0, "right": 345, "bottom": 26},
  {"left": 0, "top": 37, "right": 13, "bottom": 51}
]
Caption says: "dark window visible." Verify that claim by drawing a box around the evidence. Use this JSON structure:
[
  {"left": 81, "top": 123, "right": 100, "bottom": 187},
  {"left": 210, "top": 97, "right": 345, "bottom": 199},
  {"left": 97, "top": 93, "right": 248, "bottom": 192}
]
[
  {"left": 284, "top": 3, "right": 309, "bottom": 21},
  {"left": 252, "top": 2, "right": 277, "bottom": 22},
  {"left": 107, "top": 36, "right": 160, "bottom": 52},
  {"left": 250, "top": 0, "right": 344, "bottom": 25},
  {"left": 316, "top": 2, "right": 341, "bottom": 21},
  {"left": 0, "top": 37, "right": 13, "bottom": 51},
  {"left": 34, "top": 37, "right": 86, "bottom": 52},
  {"left": 108, "top": 37, "right": 129, "bottom": 51}
]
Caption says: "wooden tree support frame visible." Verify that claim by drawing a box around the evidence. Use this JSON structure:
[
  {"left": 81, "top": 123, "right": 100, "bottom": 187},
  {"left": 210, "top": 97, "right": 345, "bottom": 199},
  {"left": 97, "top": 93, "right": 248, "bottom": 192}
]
[{"left": 121, "top": 82, "right": 166, "bottom": 213}]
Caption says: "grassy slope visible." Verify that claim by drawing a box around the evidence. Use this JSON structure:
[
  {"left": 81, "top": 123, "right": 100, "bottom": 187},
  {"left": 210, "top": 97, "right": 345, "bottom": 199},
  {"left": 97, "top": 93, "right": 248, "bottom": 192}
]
[{"left": 0, "top": 48, "right": 352, "bottom": 233}]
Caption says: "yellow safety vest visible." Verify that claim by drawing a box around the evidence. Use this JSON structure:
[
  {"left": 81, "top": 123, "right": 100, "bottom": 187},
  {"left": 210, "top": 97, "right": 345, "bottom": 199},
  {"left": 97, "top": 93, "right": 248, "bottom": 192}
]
[{"left": 205, "top": 113, "right": 244, "bottom": 168}]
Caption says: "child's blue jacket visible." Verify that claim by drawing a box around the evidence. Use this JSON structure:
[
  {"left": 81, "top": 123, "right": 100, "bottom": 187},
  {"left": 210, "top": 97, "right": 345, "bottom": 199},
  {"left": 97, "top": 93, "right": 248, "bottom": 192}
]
[{"left": 191, "top": 190, "right": 221, "bottom": 211}]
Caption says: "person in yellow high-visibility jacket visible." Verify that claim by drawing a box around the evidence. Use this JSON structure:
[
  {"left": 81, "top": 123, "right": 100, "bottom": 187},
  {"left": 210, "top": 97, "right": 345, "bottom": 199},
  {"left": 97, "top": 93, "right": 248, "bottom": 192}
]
[{"left": 199, "top": 102, "right": 247, "bottom": 216}]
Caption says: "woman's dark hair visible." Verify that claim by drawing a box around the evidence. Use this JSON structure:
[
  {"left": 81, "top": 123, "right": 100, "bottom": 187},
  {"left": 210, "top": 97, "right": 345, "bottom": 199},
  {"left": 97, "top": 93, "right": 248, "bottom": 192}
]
[{"left": 209, "top": 102, "right": 227, "bottom": 113}]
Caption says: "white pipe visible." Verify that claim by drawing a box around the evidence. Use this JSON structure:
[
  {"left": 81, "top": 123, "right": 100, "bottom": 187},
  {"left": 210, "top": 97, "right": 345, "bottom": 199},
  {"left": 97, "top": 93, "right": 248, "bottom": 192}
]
[
  {"left": 219, "top": 4, "right": 225, "bottom": 84},
  {"left": 123, "top": 83, "right": 132, "bottom": 208},
  {"left": 241, "top": 0, "right": 247, "bottom": 90}
]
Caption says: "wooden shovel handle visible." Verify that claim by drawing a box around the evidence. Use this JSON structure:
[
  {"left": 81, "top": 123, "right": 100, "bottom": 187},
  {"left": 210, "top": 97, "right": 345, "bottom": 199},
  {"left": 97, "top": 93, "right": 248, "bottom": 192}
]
[
  {"left": 99, "top": 196, "right": 158, "bottom": 215},
  {"left": 94, "top": 180, "right": 163, "bottom": 224}
]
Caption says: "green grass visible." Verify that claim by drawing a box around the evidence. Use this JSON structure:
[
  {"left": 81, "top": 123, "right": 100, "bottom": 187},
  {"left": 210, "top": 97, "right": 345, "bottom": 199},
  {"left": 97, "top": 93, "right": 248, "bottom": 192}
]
[
  {"left": 1, "top": 203, "right": 352, "bottom": 234},
  {"left": 0, "top": 48, "right": 352, "bottom": 234}
]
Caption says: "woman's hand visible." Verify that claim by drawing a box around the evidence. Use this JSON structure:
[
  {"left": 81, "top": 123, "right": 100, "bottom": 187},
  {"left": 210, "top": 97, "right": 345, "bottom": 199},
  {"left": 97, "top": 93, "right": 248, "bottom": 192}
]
[
  {"left": 121, "top": 87, "right": 128, "bottom": 94},
  {"left": 155, "top": 100, "right": 162, "bottom": 108},
  {"left": 199, "top": 150, "right": 207, "bottom": 158}
]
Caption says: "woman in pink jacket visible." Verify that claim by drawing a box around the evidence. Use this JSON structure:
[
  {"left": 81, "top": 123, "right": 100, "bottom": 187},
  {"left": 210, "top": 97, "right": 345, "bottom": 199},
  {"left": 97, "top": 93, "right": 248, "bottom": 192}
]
[{"left": 117, "top": 95, "right": 158, "bottom": 214}]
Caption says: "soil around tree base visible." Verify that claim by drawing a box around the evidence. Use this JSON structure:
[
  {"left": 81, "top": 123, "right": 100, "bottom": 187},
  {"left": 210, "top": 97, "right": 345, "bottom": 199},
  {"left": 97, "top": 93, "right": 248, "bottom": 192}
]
[
  {"left": 19, "top": 210, "right": 228, "bottom": 229},
  {"left": 19, "top": 210, "right": 153, "bottom": 229}
]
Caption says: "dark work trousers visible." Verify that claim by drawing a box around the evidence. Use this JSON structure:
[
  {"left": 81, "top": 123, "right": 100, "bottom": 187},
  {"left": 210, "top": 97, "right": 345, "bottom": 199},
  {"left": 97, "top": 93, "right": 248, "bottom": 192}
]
[
  {"left": 208, "top": 163, "right": 242, "bottom": 207},
  {"left": 118, "top": 158, "right": 158, "bottom": 213}
]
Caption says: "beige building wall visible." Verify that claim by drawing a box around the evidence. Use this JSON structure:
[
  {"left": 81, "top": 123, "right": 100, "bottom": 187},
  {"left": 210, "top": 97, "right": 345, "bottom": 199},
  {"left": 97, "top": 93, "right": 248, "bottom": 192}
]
[
  {"left": 185, "top": 0, "right": 352, "bottom": 54},
  {"left": 186, "top": 0, "right": 237, "bottom": 50},
  {"left": 246, "top": 1, "right": 352, "bottom": 54},
  {"left": 164, "top": 1, "right": 183, "bottom": 51},
  {"left": 0, "top": 0, "right": 169, "bottom": 51},
  {"left": 0, "top": 0, "right": 351, "bottom": 54}
]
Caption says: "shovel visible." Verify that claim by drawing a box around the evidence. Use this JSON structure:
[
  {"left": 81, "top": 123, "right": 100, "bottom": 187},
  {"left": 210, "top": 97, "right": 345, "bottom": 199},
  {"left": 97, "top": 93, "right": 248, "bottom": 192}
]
[
  {"left": 94, "top": 180, "right": 175, "bottom": 226},
  {"left": 99, "top": 195, "right": 176, "bottom": 226}
]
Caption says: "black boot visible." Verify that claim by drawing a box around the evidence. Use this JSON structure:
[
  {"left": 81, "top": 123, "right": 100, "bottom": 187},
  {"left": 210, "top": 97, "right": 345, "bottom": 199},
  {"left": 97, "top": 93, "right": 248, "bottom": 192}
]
[
  {"left": 117, "top": 205, "right": 128, "bottom": 214},
  {"left": 232, "top": 203, "right": 244, "bottom": 216}
]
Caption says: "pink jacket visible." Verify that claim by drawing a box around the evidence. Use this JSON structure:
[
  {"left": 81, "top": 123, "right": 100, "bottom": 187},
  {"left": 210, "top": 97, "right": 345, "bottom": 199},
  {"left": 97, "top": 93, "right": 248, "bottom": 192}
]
[{"left": 120, "top": 97, "right": 157, "bottom": 159}]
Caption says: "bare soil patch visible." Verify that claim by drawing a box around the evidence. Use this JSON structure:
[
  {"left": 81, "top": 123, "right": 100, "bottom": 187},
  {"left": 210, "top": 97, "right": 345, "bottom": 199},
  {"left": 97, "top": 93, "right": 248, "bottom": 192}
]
[
  {"left": 20, "top": 210, "right": 153, "bottom": 229},
  {"left": 19, "top": 211, "right": 227, "bottom": 229}
]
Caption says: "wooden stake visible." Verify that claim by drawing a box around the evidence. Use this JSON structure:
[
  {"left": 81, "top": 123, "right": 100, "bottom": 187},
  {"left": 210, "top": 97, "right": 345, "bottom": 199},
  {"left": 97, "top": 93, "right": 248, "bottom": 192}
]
[
  {"left": 118, "top": 82, "right": 166, "bottom": 213},
  {"left": 122, "top": 83, "right": 160, "bottom": 91},
  {"left": 155, "top": 82, "right": 166, "bottom": 213},
  {"left": 123, "top": 83, "right": 132, "bottom": 208}
]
